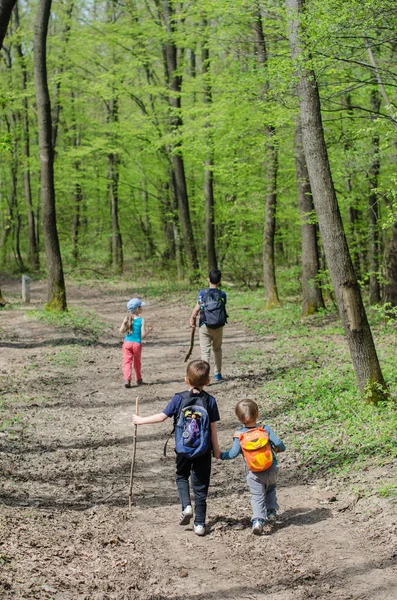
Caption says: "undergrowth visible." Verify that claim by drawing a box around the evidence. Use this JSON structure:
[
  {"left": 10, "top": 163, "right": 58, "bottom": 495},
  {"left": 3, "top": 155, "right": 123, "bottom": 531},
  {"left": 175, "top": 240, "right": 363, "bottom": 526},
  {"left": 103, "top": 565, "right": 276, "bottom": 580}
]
[
  {"left": 27, "top": 308, "right": 110, "bottom": 342},
  {"left": 228, "top": 285, "right": 397, "bottom": 475}
]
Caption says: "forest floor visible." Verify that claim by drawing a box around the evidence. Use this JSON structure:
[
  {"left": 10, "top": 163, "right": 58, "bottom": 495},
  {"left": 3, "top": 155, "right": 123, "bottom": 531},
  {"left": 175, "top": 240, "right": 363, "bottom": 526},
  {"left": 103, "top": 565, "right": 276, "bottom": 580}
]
[{"left": 0, "top": 278, "right": 396, "bottom": 600}]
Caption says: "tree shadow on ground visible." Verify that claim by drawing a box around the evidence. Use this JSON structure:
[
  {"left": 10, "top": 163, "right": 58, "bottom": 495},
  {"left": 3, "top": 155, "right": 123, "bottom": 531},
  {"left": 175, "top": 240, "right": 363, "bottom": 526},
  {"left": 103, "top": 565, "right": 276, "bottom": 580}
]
[
  {"left": 125, "top": 553, "right": 397, "bottom": 600},
  {"left": 206, "top": 505, "right": 332, "bottom": 533},
  {"left": 0, "top": 338, "right": 120, "bottom": 349}
]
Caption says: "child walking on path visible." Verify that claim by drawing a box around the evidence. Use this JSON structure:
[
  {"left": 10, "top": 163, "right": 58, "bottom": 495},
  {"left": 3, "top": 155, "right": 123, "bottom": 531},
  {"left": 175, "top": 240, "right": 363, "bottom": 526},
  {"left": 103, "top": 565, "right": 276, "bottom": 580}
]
[
  {"left": 220, "top": 399, "right": 285, "bottom": 535},
  {"left": 120, "top": 298, "right": 152, "bottom": 388},
  {"left": 132, "top": 360, "right": 221, "bottom": 536},
  {"left": 189, "top": 269, "right": 227, "bottom": 382}
]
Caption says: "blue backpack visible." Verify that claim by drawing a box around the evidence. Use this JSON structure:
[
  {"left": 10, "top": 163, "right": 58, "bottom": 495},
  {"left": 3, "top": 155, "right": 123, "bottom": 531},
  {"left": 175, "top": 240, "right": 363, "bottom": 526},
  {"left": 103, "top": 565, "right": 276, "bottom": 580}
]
[{"left": 174, "top": 390, "right": 211, "bottom": 458}]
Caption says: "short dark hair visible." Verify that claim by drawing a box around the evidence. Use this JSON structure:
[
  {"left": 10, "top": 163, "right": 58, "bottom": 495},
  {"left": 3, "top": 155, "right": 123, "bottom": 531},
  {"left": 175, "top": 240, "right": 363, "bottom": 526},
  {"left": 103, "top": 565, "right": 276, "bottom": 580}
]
[
  {"left": 235, "top": 399, "right": 259, "bottom": 424},
  {"left": 186, "top": 360, "right": 210, "bottom": 388},
  {"left": 209, "top": 269, "right": 221, "bottom": 285}
]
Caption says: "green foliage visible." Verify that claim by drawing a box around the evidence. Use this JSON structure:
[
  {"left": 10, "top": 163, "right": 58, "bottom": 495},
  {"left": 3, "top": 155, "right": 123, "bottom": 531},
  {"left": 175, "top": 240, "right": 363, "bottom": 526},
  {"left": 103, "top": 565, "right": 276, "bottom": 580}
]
[
  {"left": 376, "top": 482, "right": 397, "bottom": 498},
  {"left": 27, "top": 308, "right": 110, "bottom": 341},
  {"left": 0, "top": 0, "right": 396, "bottom": 298},
  {"left": 233, "top": 286, "right": 397, "bottom": 474}
]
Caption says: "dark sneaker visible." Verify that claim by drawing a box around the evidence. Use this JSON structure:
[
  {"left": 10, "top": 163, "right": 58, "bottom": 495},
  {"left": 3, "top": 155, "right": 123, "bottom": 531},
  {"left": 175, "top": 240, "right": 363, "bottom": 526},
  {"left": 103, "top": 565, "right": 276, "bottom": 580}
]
[
  {"left": 214, "top": 374, "right": 223, "bottom": 382},
  {"left": 124, "top": 380, "right": 131, "bottom": 388},
  {"left": 136, "top": 379, "right": 144, "bottom": 385},
  {"left": 179, "top": 505, "right": 193, "bottom": 525},
  {"left": 266, "top": 511, "right": 277, "bottom": 522},
  {"left": 252, "top": 519, "right": 264, "bottom": 535}
]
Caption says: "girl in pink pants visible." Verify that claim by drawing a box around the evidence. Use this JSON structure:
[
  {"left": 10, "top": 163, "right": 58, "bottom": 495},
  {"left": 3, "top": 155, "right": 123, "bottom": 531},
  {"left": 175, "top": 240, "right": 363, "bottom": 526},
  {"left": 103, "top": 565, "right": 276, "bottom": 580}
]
[{"left": 119, "top": 297, "right": 152, "bottom": 387}]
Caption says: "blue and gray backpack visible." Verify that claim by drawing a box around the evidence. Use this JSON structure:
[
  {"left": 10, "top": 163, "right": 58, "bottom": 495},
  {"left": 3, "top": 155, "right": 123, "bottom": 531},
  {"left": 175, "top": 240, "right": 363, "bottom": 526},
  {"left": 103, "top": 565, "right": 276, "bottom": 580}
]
[
  {"left": 201, "top": 288, "right": 227, "bottom": 329},
  {"left": 174, "top": 390, "right": 211, "bottom": 458}
]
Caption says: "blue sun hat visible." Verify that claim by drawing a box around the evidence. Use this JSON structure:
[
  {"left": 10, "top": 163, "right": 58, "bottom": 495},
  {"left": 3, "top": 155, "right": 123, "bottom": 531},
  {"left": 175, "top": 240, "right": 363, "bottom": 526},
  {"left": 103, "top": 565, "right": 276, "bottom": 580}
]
[{"left": 126, "top": 298, "right": 145, "bottom": 313}]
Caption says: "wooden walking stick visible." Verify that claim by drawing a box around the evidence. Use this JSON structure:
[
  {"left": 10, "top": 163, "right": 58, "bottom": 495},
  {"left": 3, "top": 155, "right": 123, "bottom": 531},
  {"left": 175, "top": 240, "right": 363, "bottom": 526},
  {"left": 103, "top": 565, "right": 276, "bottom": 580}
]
[
  {"left": 128, "top": 396, "right": 139, "bottom": 510},
  {"left": 184, "top": 323, "right": 196, "bottom": 363}
]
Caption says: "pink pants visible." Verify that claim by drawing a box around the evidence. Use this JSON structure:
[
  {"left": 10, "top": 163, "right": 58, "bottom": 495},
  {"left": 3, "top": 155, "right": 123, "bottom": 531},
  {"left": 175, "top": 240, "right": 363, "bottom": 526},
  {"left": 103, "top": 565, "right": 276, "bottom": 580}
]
[{"left": 122, "top": 342, "right": 142, "bottom": 382}]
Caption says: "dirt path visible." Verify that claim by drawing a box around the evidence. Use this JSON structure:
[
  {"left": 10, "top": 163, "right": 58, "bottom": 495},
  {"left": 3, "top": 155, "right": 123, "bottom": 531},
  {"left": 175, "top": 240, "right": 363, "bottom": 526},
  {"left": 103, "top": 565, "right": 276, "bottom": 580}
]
[{"left": 0, "top": 280, "right": 396, "bottom": 600}]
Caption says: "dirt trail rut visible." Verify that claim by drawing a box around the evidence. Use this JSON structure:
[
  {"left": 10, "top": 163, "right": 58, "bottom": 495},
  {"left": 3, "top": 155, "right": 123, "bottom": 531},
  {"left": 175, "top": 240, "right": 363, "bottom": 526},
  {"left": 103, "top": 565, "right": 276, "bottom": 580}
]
[{"left": 0, "top": 280, "right": 396, "bottom": 600}]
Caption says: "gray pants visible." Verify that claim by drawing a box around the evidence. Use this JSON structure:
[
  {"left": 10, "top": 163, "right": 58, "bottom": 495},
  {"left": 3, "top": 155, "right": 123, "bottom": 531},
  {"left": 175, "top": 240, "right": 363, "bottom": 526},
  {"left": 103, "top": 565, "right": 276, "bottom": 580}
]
[
  {"left": 199, "top": 324, "right": 223, "bottom": 376},
  {"left": 246, "top": 466, "right": 279, "bottom": 521}
]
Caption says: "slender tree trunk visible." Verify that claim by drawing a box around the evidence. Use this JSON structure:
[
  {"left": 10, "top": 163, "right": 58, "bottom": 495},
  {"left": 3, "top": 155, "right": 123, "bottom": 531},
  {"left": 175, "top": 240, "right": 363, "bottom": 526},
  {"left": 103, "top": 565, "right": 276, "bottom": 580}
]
[
  {"left": 253, "top": 7, "right": 280, "bottom": 308},
  {"left": 163, "top": 0, "right": 199, "bottom": 274},
  {"left": 108, "top": 151, "right": 123, "bottom": 272},
  {"left": 14, "top": 213, "right": 24, "bottom": 271},
  {"left": 72, "top": 179, "right": 82, "bottom": 265},
  {"left": 159, "top": 180, "right": 176, "bottom": 261},
  {"left": 367, "top": 87, "right": 381, "bottom": 305},
  {"left": 70, "top": 91, "right": 81, "bottom": 266},
  {"left": 106, "top": 95, "right": 123, "bottom": 273},
  {"left": 286, "top": 0, "right": 387, "bottom": 402},
  {"left": 202, "top": 19, "right": 217, "bottom": 272},
  {"left": 294, "top": 118, "right": 325, "bottom": 316},
  {"left": 14, "top": 2, "right": 39, "bottom": 271},
  {"left": 343, "top": 93, "right": 362, "bottom": 279},
  {"left": 169, "top": 166, "right": 183, "bottom": 279},
  {"left": 384, "top": 221, "right": 397, "bottom": 309},
  {"left": 263, "top": 125, "right": 280, "bottom": 308},
  {"left": 141, "top": 185, "right": 156, "bottom": 259},
  {"left": 51, "top": 0, "right": 73, "bottom": 150},
  {"left": 0, "top": 0, "right": 17, "bottom": 49},
  {"left": 34, "top": 0, "right": 67, "bottom": 311},
  {"left": 0, "top": 116, "right": 14, "bottom": 260}
]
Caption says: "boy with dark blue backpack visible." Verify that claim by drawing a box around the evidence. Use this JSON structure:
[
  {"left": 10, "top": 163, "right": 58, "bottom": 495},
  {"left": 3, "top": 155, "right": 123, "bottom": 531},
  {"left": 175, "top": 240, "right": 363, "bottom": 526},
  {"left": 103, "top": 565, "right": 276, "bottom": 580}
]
[
  {"left": 132, "top": 360, "right": 221, "bottom": 536},
  {"left": 190, "top": 269, "right": 228, "bottom": 382}
]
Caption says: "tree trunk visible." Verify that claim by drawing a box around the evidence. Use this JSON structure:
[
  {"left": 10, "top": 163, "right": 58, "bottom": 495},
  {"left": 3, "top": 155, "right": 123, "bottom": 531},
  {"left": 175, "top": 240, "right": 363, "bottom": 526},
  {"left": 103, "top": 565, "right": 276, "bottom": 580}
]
[
  {"left": 163, "top": 0, "right": 199, "bottom": 274},
  {"left": 108, "top": 149, "right": 123, "bottom": 272},
  {"left": 343, "top": 93, "right": 362, "bottom": 279},
  {"left": 286, "top": 0, "right": 387, "bottom": 402},
  {"left": 0, "top": 0, "right": 17, "bottom": 49},
  {"left": 34, "top": 0, "right": 67, "bottom": 311},
  {"left": 294, "top": 118, "right": 325, "bottom": 316},
  {"left": 159, "top": 180, "right": 176, "bottom": 261},
  {"left": 253, "top": 7, "right": 280, "bottom": 308},
  {"left": 107, "top": 96, "right": 123, "bottom": 273},
  {"left": 14, "top": 2, "right": 39, "bottom": 271},
  {"left": 0, "top": 284, "right": 6, "bottom": 306},
  {"left": 141, "top": 185, "right": 156, "bottom": 259},
  {"left": 51, "top": 0, "right": 73, "bottom": 150},
  {"left": 70, "top": 91, "right": 81, "bottom": 266},
  {"left": 263, "top": 125, "right": 280, "bottom": 308},
  {"left": 202, "top": 19, "right": 217, "bottom": 272},
  {"left": 14, "top": 212, "right": 24, "bottom": 271},
  {"left": 385, "top": 221, "right": 397, "bottom": 309},
  {"left": 169, "top": 166, "right": 183, "bottom": 279},
  {"left": 72, "top": 180, "right": 82, "bottom": 266},
  {"left": 367, "top": 87, "right": 381, "bottom": 305}
]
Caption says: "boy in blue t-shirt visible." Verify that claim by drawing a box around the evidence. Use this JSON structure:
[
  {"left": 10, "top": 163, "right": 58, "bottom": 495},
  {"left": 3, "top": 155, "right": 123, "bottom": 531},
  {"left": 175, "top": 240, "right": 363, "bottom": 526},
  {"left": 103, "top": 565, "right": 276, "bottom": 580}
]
[
  {"left": 132, "top": 360, "right": 221, "bottom": 536},
  {"left": 189, "top": 269, "right": 227, "bottom": 382}
]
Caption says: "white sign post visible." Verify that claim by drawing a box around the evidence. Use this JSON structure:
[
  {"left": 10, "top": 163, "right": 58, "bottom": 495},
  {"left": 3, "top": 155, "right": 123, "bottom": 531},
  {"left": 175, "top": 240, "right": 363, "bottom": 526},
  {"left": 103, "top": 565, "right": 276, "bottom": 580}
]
[{"left": 22, "top": 275, "right": 30, "bottom": 304}]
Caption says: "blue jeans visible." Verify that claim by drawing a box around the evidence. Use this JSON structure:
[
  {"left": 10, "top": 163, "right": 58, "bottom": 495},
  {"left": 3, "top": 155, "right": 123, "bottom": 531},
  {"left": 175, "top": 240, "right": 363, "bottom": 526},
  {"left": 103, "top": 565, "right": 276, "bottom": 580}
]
[
  {"left": 175, "top": 452, "right": 211, "bottom": 525},
  {"left": 246, "top": 465, "right": 279, "bottom": 521}
]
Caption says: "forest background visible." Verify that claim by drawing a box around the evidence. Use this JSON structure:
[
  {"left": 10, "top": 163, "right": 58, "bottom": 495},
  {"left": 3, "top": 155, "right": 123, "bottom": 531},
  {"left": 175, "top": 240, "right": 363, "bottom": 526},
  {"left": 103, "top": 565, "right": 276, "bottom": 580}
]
[{"left": 1, "top": 0, "right": 397, "bottom": 400}]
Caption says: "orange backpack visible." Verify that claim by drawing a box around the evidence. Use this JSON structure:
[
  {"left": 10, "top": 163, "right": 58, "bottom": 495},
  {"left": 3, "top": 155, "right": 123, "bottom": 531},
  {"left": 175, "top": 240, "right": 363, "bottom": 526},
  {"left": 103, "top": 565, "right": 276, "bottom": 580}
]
[{"left": 238, "top": 427, "right": 273, "bottom": 472}]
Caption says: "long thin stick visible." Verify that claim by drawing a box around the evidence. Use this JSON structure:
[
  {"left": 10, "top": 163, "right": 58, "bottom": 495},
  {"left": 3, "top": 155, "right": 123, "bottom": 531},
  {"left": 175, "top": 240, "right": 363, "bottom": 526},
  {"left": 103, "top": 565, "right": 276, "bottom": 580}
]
[
  {"left": 128, "top": 396, "right": 139, "bottom": 510},
  {"left": 184, "top": 326, "right": 195, "bottom": 362}
]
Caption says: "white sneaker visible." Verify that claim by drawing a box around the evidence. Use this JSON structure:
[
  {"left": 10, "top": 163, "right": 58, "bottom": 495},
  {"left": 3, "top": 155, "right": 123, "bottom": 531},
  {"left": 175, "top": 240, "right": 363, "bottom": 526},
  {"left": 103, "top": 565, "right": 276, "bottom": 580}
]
[
  {"left": 179, "top": 505, "right": 193, "bottom": 525},
  {"left": 193, "top": 523, "right": 206, "bottom": 536},
  {"left": 252, "top": 519, "right": 264, "bottom": 535}
]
